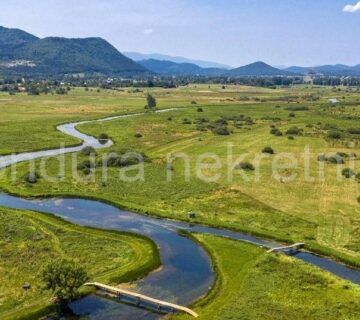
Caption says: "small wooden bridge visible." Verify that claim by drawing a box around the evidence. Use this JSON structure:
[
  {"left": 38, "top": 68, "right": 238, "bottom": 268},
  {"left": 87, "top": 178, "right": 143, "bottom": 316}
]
[
  {"left": 84, "top": 282, "right": 199, "bottom": 318},
  {"left": 267, "top": 243, "right": 305, "bottom": 253}
]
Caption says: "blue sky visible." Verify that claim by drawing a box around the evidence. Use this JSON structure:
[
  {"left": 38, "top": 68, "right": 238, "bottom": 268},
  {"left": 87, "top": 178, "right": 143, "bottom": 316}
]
[{"left": 1, "top": 0, "right": 359, "bottom": 67}]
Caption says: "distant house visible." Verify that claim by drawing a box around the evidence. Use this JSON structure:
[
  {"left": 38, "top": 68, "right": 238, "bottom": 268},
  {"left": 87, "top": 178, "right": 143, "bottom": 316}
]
[{"left": 328, "top": 98, "right": 339, "bottom": 104}]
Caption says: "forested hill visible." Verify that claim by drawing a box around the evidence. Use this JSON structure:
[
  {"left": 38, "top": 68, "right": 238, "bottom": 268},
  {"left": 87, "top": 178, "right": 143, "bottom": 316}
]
[{"left": 0, "top": 26, "right": 147, "bottom": 76}]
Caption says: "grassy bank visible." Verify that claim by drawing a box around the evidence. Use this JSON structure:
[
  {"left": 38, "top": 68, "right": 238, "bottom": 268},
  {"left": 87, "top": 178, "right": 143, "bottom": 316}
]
[
  {"left": 0, "top": 207, "right": 160, "bottom": 320},
  {"left": 173, "top": 234, "right": 360, "bottom": 320}
]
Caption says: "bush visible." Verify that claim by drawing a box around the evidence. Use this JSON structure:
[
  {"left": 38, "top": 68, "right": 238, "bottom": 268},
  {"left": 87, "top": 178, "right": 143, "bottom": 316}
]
[
  {"left": 78, "top": 160, "right": 95, "bottom": 170},
  {"left": 98, "top": 133, "right": 110, "bottom": 144},
  {"left": 81, "top": 146, "right": 96, "bottom": 156},
  {"left": 134, "top": 133, "right": 143, "bottom": 138},
  {"left": 286, "top": 126, "right": 302, "bottom": 136},
  {"left": 348, "top": 128, "right": 360, "bottom": 135},
  {"left": 327, "top": 130, "right": 341, "bottom": 139},
  {"left": 270, "top": 128, "right": 283, "bottom": 136},
  {"left": 24, "top": 171, "right": 40, "bottom": 184},
  {"left": 356, "top": 173, "right": 360, "bottom": 182},
  {"left": 191, "top": 100, "right": 197, "bottom": 104},
  {"left": 197, "top": 107, "right": 203, "bottom": 112},
  {"left": 262, "top": 146, "right": 274, "bottom": 154},
  {"left": 285, "top": 106, "right": 309, "bottom": 111},
  {"left": 357, "top": 196, "right": 360, "bottom": 204},
  {"left": 212, "top": 126, "right": 230, "bottom": 135},
  {"left": 288, "top": 112, "right": 296, "bottom": 118},
  {"left": 167, "top": 117, "right": 172, "bottom": 121},
  {"left": 236, "top": 162, "right": 255, "bottom": 171},
  {"left": 182, "top": 118, "right": 192, "bottom": 125},
  {"left": 342, "top": 168, "right": 356, "bottom": 178}
]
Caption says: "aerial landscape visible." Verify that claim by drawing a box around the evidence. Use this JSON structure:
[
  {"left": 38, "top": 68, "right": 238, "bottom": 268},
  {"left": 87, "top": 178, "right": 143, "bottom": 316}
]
[{"left": 1, "top": 1, "right": 360, "bottom": 319}]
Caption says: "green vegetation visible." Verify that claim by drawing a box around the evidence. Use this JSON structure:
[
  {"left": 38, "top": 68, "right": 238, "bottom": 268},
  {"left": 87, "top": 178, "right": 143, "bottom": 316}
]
[
  {"left": 0, "top": 84, "right": 360, "bottom": 271},
  {"left": 42, "top": 259, "right": 89, "bottom": 306},
  {"left": 0, "top": 207, "right": 159, "bottom": 320},
  {"left": 174, "top": 234, "right": 360, "bottom": 320}
]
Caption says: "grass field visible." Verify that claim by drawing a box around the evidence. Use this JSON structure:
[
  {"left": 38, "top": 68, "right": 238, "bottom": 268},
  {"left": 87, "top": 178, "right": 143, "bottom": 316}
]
[
  {"left": 0, "top": 207, "right": 159, "bottom": 320},
  {"left": 173, "top": 234, "right": 360, "bottom": 320},
  {"left": 0, "top": 84, "right": 360, "bottom": 318},
  {"left": 0, "top": 85, "right": 359, "bottom": 266}
]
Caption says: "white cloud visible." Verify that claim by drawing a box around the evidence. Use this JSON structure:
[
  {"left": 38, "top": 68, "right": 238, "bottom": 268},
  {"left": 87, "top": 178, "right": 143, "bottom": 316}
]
[
  {"left": 343, "top": 1, "right": 360, "bottom": 13},
  {"left": 143, "top": 28, "right": 154, "bottom": 35}
]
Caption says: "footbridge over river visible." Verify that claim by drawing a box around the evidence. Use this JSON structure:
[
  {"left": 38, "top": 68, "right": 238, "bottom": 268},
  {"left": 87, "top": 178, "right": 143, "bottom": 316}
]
[
  {"left": 85, "top": 282, "right": 199, "bottom": 318},
  {"left": 267, "top": 243, "right": 305, "bottom": 253}
]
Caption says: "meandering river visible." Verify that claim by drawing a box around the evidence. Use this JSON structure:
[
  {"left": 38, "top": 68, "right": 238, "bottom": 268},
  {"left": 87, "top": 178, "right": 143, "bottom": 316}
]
[{"left": 0, "top": 109, "right": 359, "bottom": 319}]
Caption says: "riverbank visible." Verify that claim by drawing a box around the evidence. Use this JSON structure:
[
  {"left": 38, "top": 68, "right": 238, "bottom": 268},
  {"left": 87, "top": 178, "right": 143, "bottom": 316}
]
[
  {"left": 0, "top": 207, "right": 160, "bottom": 320},
  {"left": 173, "top": 234, "right": 360, "bottom": 320}
]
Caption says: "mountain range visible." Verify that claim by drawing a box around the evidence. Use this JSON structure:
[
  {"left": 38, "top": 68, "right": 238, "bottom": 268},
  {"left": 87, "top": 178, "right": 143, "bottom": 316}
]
[
  {"left": 124, "top": 52, "right": 232, "bottom": 69},
  {"left": 0, "top": 26, "right": 146, "bottom": 76},
  {"left": 1, "top": 26, "right": 360, "bottom": 78}
]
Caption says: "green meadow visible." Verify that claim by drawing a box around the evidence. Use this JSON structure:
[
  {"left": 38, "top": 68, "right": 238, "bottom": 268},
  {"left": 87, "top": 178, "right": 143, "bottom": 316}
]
[
  {"left": 173, "top": 234, "right": 360, "bottom": 320},
  {"left": 0, "top": 207, "right": 159, "bottom": 320},
  {"left": 0, "top": 84, "right": 360, "bottom": 318}
]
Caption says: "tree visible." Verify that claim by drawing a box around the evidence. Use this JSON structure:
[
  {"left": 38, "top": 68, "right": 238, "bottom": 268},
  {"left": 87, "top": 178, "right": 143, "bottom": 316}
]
[
  {"left": 146, "top": 94, "right": 157, "bottom": 110},
  {"left": 42, "top": 259, "right": 89, "bottom": 306}
]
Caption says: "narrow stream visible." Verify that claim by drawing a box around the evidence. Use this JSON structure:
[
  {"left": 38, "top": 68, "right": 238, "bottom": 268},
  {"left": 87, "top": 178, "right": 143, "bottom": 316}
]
[{"left": 0, "top": 109, "right": 359, "bottom": 319}]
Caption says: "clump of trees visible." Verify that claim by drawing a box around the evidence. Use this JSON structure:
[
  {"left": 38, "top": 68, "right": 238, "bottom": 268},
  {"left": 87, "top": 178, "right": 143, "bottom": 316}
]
[
  {"left": 81, "top": 146, "right": 96, "bottom": 156},
  {"left": 270, "top": 128, "right": 283, "bottom": 136},
  {"left": 285, "top": 106, "right": 309, "bottom": 111},
  {"left": 42, "top": 259, "right": 89, "bottom": 307},
  {"left": 286, "top": 126, "right": 303, "bottom": 136},
  {"left": 98, "top": 133, "right": 110, "bottom": 144},
  {"left": 145, "top": 94, "right": 157, "bottom": 110},
  {"left": 78, "top": 160, "right": 95, "bottom": 175},
  {"left": 102, "top": 151, "right": 148, "bottom": 168}
]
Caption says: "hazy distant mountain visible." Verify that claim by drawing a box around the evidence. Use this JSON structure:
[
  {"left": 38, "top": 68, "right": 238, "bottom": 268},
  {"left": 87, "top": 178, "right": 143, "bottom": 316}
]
[
  {"left": 227, "top": 61, "right": 289, "bottom": 76},
  {"left": 138, "top": 59, "right": 225, "bottom": 76},
  {"left": 124, "top": 52, "right": 232, "bottom": 69},
  {"left": 0, "top": 26, "right": 147, "bottom": 76},
  {"left": 284, "top": 64, "right": 360, "bottom": 76}
]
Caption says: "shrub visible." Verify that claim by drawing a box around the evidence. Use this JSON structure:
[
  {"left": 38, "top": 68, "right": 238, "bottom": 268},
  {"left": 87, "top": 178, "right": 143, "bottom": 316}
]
[
  {"left": 182, "top": 118, "right": 192, "bottom": 125},
  {"left": 236, "top": 162, "right": 255, "bottom": 171},
  {"left": 356, "top": 173, "right": 360, "bottom": 182},
  {"left": 24, "top": 171, "right": 40, "bottom": 184},
  {"left": 191, "top": 100, "right": 197, "bottom": 104},
  {"left": 197, "top": 107, "right": 203, "bottom": 112},
  {"left": 167, "top": 117, "right": 172, "bottom": 121},
  {"left": 81, "top": 146, "right": 96, "bottom": 156},
  {"left": 288, "top": 112, "right": 296, "bottom": 118},
  {"left": 318, "top": 154, "right": 327, "bottom": 162},
  {"left": 78, "top": 160, "right": 95, "bottom": 172},
  {"left": 98, "top": 133, "right": 110, "bottom": 144},
  {"left": 270, "top": 128, "right": 283, "bottom": 136},
  {"left": 328, "top": 155, "right": 344, "bottom": 164},
  {"left": 134, "top": 133, "right": 143, "bottom": 138},
  {"left": 327, "top": 130, "right": 341, "bottom": 139},
  {"left": 262, "top": 146, "right": 274, "bottom": 154},
  {"left": 288, "top": 136, "right": 294, "bottom": 140},
  {"left": 342, "top": 168, "right": 356, "bottom": 178},
  {"left": 348, "top": 128, "right": 360, "bottom": 135},
  {"left": 285, "top": 106, "right": 309, "bottom": 111},
  {"left": 286, "top": 126, "right": 302, "bottom": 136},
  {"left": 212, "top": 126, "right": 230, "bottom": 136}
]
